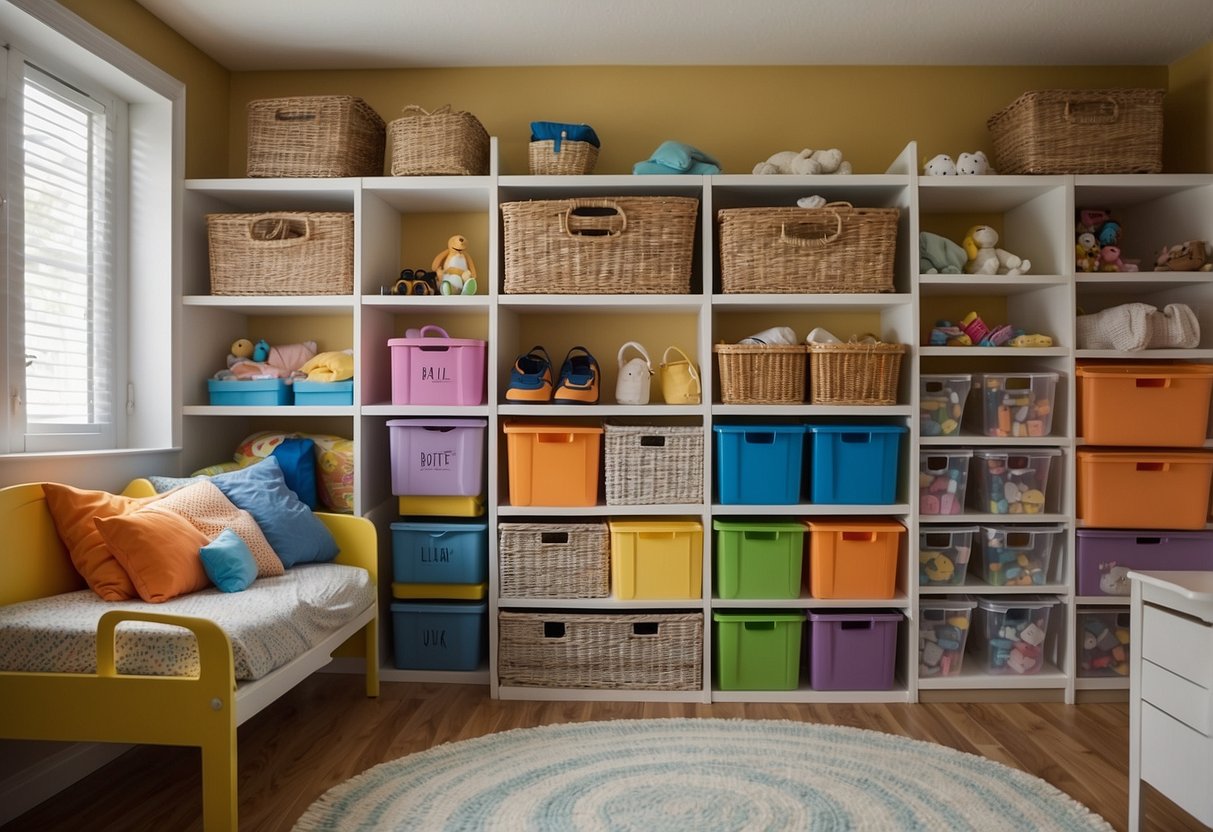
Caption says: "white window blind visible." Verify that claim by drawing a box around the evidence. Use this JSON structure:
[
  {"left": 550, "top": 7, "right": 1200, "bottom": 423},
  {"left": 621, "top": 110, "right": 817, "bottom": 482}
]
[{"left": 13, "top": 61, "right": 117, "bottom": 451}]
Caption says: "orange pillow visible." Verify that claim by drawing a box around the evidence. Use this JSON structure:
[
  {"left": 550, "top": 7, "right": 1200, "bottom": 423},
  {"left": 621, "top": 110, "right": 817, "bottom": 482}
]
[
  {"left": 42, "top": 483, "right": 156, "bottom": 601},
  {"left": 152, "top": 480, "right": 284, "bottom": 578},
  {"left": 94, "top": 509, "right": 211, "bottom": 603}
]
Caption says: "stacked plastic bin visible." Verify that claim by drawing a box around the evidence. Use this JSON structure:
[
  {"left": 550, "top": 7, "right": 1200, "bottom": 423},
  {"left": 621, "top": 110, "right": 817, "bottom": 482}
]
[
  {"left": 1074, "top": 362, "right": 1213, "bottom": 684},
  {"left": 386, "top": 328, "right": 490, "bottom": 672}
]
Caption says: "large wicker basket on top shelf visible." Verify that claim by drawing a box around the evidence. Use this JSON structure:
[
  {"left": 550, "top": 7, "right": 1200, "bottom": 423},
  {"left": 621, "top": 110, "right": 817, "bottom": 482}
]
[
  {"left": 206, "top": 212, "right": 354, "bottom": 295},
  {"left": 246, "top": 95, "right": 385, "bottom": 178},
  {"left": 718, "top": 203, "right": 899, "bottom": 294},
  {"left": 987, "top": 89, "right": 1164, "bottom": 174},
  {"left": 807, "top": 340, "right": 906, "bottom": 405},
  {"left": 714, "top": 344, "right": 809, "bottom": 404},
  {"left": 388, "top": 105, "right": 490, "bottom": 175}
]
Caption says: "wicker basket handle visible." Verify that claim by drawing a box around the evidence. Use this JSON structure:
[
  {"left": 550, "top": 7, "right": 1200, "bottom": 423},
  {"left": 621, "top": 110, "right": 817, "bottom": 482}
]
[
  {"left": 400, "top": 104, "right": 453, "bottom": 118},
  {"left": 1064, "top": 95, "right": 1120, "bottom": 125},
  {"left": 560, "top": 199, "right": 628, "bottom": 239},
  {"left": 272, "top": 106, "right": 320, "bottom": 123},
  {"left": 779, "top": 209, "right": 844, "bottom": 250},
  {"left": 246, "top": 215, "right": 312, "bottom": 245}
]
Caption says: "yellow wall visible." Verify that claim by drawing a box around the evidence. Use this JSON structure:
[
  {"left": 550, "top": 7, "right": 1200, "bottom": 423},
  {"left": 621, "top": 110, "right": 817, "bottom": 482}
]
[
  {"left": 56, "top": 0, "right": 230, "bottom": 178},
  {"left": 228, "top": 66, "right": 1173, "bottom": 177},
  {"left": 1166, "top": 40, "right": 1213, "bottom": 172}
]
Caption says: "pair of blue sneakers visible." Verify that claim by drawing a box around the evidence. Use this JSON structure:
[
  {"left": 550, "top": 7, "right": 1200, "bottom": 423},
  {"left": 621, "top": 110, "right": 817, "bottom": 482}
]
[{"left": 506, "top": 346, "right": 599, "bottom": 404}]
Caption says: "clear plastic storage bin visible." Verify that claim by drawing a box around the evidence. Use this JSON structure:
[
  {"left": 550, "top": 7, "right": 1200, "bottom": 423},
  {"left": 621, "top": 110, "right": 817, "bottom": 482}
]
[
  {"left": 971, "top": 372, "right": 1059, "bottom": 437},
  {"left": 970, "top": 448, "right": 1060, "bottom": 514},
  {"left": 1077, "top": 607, "right": 1131, "bottom": 677},
  {"left": 973, "top": 524, "right": 1062, "bottom": 586},
  {"left": 919, "top": 450, "right": 971, "bottom": 516},
  {"left": 974, "top": 596, "right": 1059, "bottom": 675},
  {"left": 920, "top": 374, "right": 971, "bottom": 437},
  {"left": 919, "top": 597, "right": 976, "bottom": 678},
  {"left": 918, "top": 525, "right": 977, "bottom": 586}
]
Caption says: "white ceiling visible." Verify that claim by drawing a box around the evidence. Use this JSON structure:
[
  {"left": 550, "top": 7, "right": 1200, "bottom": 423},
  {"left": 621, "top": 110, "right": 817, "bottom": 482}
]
[{"left": 135, "top": 0, "right": 1213, "bottom": 71}]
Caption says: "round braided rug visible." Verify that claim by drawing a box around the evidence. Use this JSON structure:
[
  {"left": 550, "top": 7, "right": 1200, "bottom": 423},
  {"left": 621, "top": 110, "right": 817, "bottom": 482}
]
[{"left": 294, "top": 718, "right": 1113, "bottom": 831}]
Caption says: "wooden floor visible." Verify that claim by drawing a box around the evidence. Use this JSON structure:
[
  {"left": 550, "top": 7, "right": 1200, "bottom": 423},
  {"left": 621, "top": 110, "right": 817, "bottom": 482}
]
[{"left": 4, "top": 675, "right": 1204, "bottom": 832}]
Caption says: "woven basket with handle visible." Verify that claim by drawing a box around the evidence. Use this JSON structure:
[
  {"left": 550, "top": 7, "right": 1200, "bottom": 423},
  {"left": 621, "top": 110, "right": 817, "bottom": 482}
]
[
  {"left": 808, "top": 340, "right": 906, "bottom": 405},
  {"left": 714, "top": 344, "right": 809, "bottom": 404},
  {"left": 528, "top": 138, "right": 599, "bottom": 175},
  {"left": 718, "top": 202, "right": 899, "bottom": 293},
  {"left": 388, "top": 104, "right": 490, "bottom": 176},
  {"left": 206, "top": 212, "right": 353, "bottom": 296},
  {"left": 246, "top": 95, "right": 385, "bottom": 178},
  {"left": 987, "top": 89, "right": 1164, "bottom": 174}
]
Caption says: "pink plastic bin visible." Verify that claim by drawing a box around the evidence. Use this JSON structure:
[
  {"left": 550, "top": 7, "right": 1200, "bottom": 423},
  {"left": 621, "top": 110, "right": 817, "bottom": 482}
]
[
  {"left": 388, "top": 418, "right": 486, "bottom": 497},
  {"left": 389, "top": 325, "right": 486, "bottom": 406}
]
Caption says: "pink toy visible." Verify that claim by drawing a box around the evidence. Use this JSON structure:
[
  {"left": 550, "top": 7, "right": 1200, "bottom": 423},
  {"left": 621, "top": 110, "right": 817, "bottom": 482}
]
[{"left": 1098, "top": 245, "right": 1139, "bottom": 273}]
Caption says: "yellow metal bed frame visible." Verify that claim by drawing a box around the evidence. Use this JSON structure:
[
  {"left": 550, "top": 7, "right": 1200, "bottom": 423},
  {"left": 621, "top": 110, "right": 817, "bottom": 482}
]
[{"left": 0, "top": 480, "right": 380, "bottom": 831}]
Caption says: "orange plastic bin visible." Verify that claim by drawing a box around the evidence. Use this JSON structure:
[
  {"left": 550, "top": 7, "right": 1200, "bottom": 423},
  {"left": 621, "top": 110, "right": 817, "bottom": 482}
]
[
  {"left": 1077, "top": 363, "right": 1213, "bottom": 447},
  {"left": 806, "top": 519, "right": 904, "bottom": 599},
  {"left": 1077, "top": 449, "right": 1213, "bottom": 530},
  {"left": 503, "top": 422, "right": 603, "bottom": 507}
]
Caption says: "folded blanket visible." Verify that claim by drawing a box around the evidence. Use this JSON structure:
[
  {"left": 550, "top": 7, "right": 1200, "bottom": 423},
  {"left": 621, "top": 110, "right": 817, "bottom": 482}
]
[
  {"left": 299, "top": 350, "right": 355, "bottom": 383},
  {"left": 633, "top": 140, "right": 721, "bottom": 175}
]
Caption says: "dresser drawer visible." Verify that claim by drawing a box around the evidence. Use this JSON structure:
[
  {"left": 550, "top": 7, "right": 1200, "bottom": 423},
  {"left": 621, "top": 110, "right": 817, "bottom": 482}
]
[
  {"left": 1142, "top": 659, "right": 1213, "bottom": 735},
  {"left": 1142, "top": 603, "right": 1213, "bottom": 688},
  {"left": 1142, "top": 702, "right": 1213, "bottom": 825}
]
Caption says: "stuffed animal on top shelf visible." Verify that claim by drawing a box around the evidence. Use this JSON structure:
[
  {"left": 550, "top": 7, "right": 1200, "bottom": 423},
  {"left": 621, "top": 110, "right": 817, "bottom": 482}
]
[
  {"left": 962, "top": 225, "right": 1031, "bottom": 275},
  {"left": 753, "top": 148, "right": 852, "bottom": 175},
  {"left": 432, "top": 234, "right": 478, "bottom": 296},
  {"left": 955, "top": 151, "right": 995, "bottom": 175}
]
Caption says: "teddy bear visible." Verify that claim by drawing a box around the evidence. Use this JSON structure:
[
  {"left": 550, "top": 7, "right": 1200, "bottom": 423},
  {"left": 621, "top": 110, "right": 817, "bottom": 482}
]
[
  {"left": 962, "top": 225, "right": 1031, "bottom": 275},
  {"left": 956, "top": 151, "right": 994, "bottom": 175},
  {"left": 923, "top": 154, "right": 956, "bottom": 175},
  {"left": 752, "top": 148, "right": 851, "bottom": 175},
  {"left": 1155, "top": 240, "right": 1213, "bottom": 272},
  {"left": 432, "top": 234, "right": 478, "bottom": 296},
  {"left": 1075, "top": 232, "right": 1101, "bottom": 273},
  {"left": 919, "top": 231, "right": 967, "bottom": 274}
]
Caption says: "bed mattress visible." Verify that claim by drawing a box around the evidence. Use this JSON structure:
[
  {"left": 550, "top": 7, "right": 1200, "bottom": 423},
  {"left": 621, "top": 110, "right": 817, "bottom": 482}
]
[{"left": 0, "top": 563, "right": 374, "bottom": 681}]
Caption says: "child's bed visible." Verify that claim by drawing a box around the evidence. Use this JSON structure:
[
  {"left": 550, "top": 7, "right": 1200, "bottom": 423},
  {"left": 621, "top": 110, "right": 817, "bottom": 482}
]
[{"left": 0, "top": 479, "right": 380, "bottom": 831}]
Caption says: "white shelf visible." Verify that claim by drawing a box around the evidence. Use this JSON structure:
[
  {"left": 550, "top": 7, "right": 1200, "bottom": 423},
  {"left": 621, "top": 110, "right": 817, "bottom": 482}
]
[
  {"left": 380, "top": 667, "right": 491, "bottom": 685},
  {"left": 1073, "top": 676, "right": 1130, "bottom": 691},
  {"left": 183, "top": 295, "right": 355, "bottom": 315},
  {"left": 712, "top": 687, "right": 912, "bottom": 704},
  {"left": 499, "top": 404, "right": 706, "bottom": 416},
  {"left": 363, "top": 404, "right": 491, "bottom": 416},
  {"left": 362, "top": 294, "right": 492, "bottom": 311},
  {"left": 497, "top": 295, "right": 705, "bottom": 313},
  {"left": 713, "top": 404, "right": 912, "bottom": 417},
  {"left": 917, "top": 664, "right": 1067, "bottom": 690},
  {"left": 919, "top": 346, "right": 1070, "bottom": 358},
  {"left": 919, "top": 434, "right": 1070, "bottom": 446},
  {"left": 182, "top": 405, "right": 355, "bottom": 417},
  {"left": 498, "top": 598, "right": 706, "bottom": 610},
  {"left": 1075, "top": 595, "right": 1134, "bottom": 606},
  {"left": 918, "top": 275, "right": 1070, "bottom": 296},
  {"left": 712, "top": 503, "right": 910, "bottom": 516},
  {"left": 495, "top": 687, "right": 709, "bottom": 703},
  {"left": 919, "top": 584, "right": 1070, "bottom": 596},
  {"left": 920, "top": 513, "right": 1069, "bottom": 524},
  {"left": 497, "top": 503, "right": 706, "bottom": 516},
  {"left": 1075, "top": 349, "right": 1213, "bottom": 359},
  {"left": 711, "top": 595, "right": 910, "bottom": 609},
  {"left": 711, "top": 293, "right": 911, "bottom": 311}
]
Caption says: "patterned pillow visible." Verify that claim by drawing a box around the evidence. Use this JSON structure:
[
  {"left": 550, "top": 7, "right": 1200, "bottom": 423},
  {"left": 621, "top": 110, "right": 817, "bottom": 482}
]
[{"left": 153, "top": 480, "right": 284, "bottom": 578}]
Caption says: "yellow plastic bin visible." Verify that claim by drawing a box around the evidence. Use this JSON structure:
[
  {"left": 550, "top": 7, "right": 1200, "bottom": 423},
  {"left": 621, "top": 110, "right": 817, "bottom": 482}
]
[
  {"left": 503, "top": 422, "right": 603, "bottom": 507},
  {"left": 609, "top": 520, "right": 703, "bottom": 599}
]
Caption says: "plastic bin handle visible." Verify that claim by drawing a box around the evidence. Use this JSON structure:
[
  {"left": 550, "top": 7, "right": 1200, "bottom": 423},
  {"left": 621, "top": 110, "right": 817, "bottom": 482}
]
[
  {"left": 1135, "top": 377, "right": 1170, "bottom": 389},
  {"left": 536, "top": 433, "right": 576, "bottom": 444},
  {"left": 743, "top": 531, "right": 778, "bottom": 541},
  {"left": 744, "top": 621, "right": 776, "bottom": 631},
  {"left": 418, "top": 324, "right": 450, "bottom": 339},
  {"left": 1136, "top": 462, "right": 1168, "bottom": 472},
  {"left": 743, "top": 432, "right": 775, "bottom": 445},
  {"left": 840, "top": 621, "right": 874, "bottom": 631},
  {"left": 840, "top": 433, "right": 873, "bottom": 444},
  {"left": 841, "top": 531, "right": 877, "bottom": 543}
]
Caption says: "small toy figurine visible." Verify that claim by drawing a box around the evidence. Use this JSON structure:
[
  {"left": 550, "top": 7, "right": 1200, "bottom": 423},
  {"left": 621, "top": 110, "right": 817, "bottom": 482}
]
[{"left": 432, "top": 234, "right": 478, "bottom": 296}]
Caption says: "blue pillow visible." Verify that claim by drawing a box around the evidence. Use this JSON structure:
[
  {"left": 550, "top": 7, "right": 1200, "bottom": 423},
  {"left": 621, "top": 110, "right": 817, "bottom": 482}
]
[
  {"left": 200, "top": 529, "right": 257, "bottom": 592},
  {"left": 271, "top": 437, "right": 318, "bottom": 509},
  {"left": 211, "top": 457, "right": 339, "bottom": 568}
]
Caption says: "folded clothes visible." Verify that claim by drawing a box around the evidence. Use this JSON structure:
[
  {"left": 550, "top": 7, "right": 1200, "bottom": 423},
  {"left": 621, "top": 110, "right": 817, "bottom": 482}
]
[
  {"left": 633, "top": 159, "right": 721, "bottom": 175},
  {"left": 298, "top": 349, "right": 355, "bottom": 383},
  {"left": 633, "top": 140, "right": 721, "bottom": 175}
]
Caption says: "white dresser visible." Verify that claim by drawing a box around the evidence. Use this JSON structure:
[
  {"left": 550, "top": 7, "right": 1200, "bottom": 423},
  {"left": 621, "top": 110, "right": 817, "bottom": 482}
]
[{"left": 1128, "top": 570, "right": 1213, "bottom": 831}]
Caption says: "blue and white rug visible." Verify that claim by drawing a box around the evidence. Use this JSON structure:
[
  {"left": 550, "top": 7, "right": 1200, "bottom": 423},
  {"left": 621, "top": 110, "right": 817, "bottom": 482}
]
[{"left": 294, "top": 718, "right": 1113, "bottom": 831}]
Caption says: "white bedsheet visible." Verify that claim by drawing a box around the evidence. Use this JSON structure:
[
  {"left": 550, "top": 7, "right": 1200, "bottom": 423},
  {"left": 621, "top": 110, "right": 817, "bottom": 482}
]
[{"left": 0, "top": 564, "right": 374, "bottom": 681}]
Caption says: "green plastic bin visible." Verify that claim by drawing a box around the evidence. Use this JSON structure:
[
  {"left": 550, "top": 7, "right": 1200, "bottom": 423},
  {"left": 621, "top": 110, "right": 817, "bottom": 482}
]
[
  {"left": 713, "top": 520, "right": 806, "bottom": 599},
  {"left": 713, "top": 610, "right": 806, "bottom": 690}
]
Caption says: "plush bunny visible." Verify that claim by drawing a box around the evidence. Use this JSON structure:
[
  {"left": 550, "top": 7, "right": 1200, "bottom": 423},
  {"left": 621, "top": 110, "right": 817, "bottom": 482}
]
[
  {"left": 956, "top": 151, "right": 994, "bottom": 175},
  {"left": 753, "top": 148, "right": 851, "bottom": 175},
  {"left": 923, "top": 154, "right": 957, "bottom": 175},
  {"left": 962, "top": 225, "right": 1031, "bottom": 275}
]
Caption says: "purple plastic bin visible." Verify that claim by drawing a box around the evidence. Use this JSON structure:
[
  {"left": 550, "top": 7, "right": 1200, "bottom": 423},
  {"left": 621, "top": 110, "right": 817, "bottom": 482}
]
[
  {"left": 389, "top": 326, "right": 486, "bottom": 406},
  {"left": 1075, "top": 529, "right": 1213, "bottom": 596},
  {"left": 388, "top": 418, "right": 486, "bottom": 497},
  {"left": 806, "top": 610, "right": 902, "bottom": 691}
]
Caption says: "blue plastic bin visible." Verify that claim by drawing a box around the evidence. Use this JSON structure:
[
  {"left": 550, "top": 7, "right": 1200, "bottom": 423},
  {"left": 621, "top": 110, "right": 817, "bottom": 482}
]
[
  {"left": 807, "top": 424, "right": 906, "bottom": 504},
  {"left": 713, "top": 424, "right": 807, "bottom": 505},
  {"left": 390, "top": 601, "right": 486, "bottom": 671},
  {"left": 207, "top": 377, "right": 291, "bottom": 406},
  {"left": 293, "top": 379, "right": 353, "bottom": 405},
  {"left": 391, "top": 521, "right": 488, "bottom": 584}
]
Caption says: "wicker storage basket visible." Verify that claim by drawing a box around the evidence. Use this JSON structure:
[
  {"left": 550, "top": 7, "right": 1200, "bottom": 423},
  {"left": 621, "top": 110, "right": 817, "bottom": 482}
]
[
  {"left": 207, "top": 212, "right": 353, "bottom": 296},
  {"left": 529, "top": 139, "right": 599, "bottom": 175},
  {"left": 718, "top": 203, "right": 899, "bottom": 294},
  {"left": 604, "top": 422, "right": 704, "bottom": 505},
  {"left": 808, "top": 341, "right": 906, "bottom": 405},
  {"left": 714, "top": 344, "right": 809, "bottom": 404},
  {"left": 498, "top": 522, "right": 610, "bottom": 599},
  {"left": 497, "top": 611, "right": 703, "bottom": 690},
  {"left": 388, "top": 105, "right": 490, "bottom": 176},
  {"left": 502, "top": 196, "right": 698, "bottom": 294},
  {"left": 988, "top": 89, "right": 1164, "bottom": 174},
  {"left": 246, "top": 96, "right": 385, "bottom": 178}
]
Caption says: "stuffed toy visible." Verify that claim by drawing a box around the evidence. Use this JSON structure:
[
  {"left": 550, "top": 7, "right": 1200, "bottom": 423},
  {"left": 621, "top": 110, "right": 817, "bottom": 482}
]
[
  {"left": 919, "top": 231, "right": 968, "bottom": 274},
  {"left": 219, "top": 339, "right": 318, "bottom": 380},
  {"left": 956, "top": 151, "right": 994, "bottom": 175},
  {"left": 1155, "top": 240, "right": 1213, "bottom": 272},
  {"left": 1076, "top": 232, "right": 1101, "bottom": 273},
  {"left": 753, "top": 148, "right": 851, "bottom": 175},
  {"left": 962, "top": 225, "right": 1031, "bottom": 275},
  {"left": 1098, "top": 245, "right": 1138, "bottom": 273},
  {"left": 923, "top": 154, "right": 957, "bottom": 175},
  {"left": 432, "top": 234, "right": 478, "bottom": 296}
]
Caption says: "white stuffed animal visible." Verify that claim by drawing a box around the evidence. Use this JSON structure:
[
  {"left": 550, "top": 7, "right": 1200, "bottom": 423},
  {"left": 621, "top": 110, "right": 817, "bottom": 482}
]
[
  {"left": 923, "top": 154, "right": 957, "bottom": 175},
  {"left": 962, "top": 225, "right": 1031, "bottom": 275},
  {"left": 957, "top": 151, "right": 995, "bottom": 175},
  {"left": 753, "top": 148, "right": 852, "bottom": 175}
]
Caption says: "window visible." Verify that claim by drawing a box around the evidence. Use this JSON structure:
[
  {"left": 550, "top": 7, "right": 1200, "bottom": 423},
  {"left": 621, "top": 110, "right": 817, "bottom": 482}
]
[{"left": 7, "top": 57, "right": 125, "bottom": 452}]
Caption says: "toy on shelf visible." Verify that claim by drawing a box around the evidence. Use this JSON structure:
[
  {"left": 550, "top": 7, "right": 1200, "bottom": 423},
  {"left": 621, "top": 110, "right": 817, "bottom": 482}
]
[
  {"left": 928, "top": 313, "right": 1052, "bottom": 349},
  {"left": 1075, "top": 208, "right": 1140, "bottom": 273},
  {"left": 433, "top": 235, "right": 478, "bottom": 295},
  {"left": 752, "top": 148, "right": 852, "bottom": 175},
  {"left": 923, "top": 154, "right": 956, "bottom": 175},
  {"left": 923, "top": 151, "right": 995, "bottom": 176},
  {"left": 1155, "top": 240, "right": 1213, "bottom": 272},
  {"left": 615, "top": 342, "right": 653, "bottom": 405},
  {"left": 634, "top": 140, "right": 721, "bottom": 175},
  {"left": 216, "top": 339, "right": 318, "bottom": 380},
  {"left": 919, "top": 231, "right": 967, "bottom": 274},
  {"left": 963, "top": 226, "right": 1031, "bottom": 275},
  {"left": 391, "top": 268, "right": 439, "bottom": 295},
  {"left": 1075, "top": 302, "right": 1200, "bottom": 350}
]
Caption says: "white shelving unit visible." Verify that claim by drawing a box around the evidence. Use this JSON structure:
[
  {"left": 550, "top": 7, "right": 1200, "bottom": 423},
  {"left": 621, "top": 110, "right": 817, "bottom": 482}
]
[{"left": 178, "top": 144, "right": 1213, "bottom": 703}]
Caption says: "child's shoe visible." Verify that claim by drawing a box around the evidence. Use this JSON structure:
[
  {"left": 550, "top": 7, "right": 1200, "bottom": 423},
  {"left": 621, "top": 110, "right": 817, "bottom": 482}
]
[
  {"left": 505, "top": 347, "right": 554, "bottom": 401},
  {"left": 553, "top": 346, "right": 600, "bottom": 404}
]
